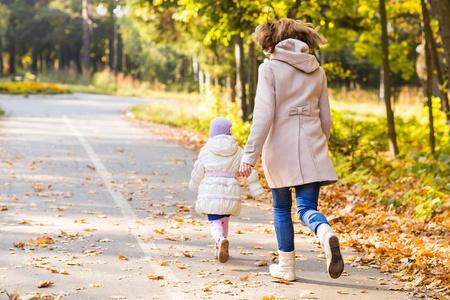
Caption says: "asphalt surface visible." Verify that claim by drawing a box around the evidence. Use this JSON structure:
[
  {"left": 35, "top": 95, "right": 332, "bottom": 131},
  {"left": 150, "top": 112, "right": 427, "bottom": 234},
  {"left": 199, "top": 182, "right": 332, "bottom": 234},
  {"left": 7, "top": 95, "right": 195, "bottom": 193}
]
[{"left": 0, "top": 93, "right": 410, "bottom": 300}]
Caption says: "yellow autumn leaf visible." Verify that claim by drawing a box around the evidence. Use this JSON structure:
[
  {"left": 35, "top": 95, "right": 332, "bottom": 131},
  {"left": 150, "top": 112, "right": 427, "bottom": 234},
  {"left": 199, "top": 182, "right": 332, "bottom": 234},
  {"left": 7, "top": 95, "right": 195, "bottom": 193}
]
[
  {"left": 148, "top": 275, "right": 164, "bottom": 280},
  {"left": 37, "top": 281, "right": 54, "bottom": 288},
  {"left": 157, "top": 260, "right": 167, "bottom": 266}
]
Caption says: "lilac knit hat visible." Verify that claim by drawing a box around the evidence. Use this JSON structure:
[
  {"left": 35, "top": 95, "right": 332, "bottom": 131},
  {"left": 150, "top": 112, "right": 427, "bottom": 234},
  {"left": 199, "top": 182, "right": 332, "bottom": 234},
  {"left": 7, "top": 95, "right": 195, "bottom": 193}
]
[{"left": 209, "top": 117, "right": 232, "bottom": 138}]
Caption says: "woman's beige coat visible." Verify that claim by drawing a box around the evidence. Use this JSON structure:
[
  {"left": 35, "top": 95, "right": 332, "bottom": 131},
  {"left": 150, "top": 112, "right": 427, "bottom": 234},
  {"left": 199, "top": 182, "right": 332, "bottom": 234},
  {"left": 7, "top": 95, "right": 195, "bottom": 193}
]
[{"left": 242, "top": 39, "right": 338, "bottom": 188}]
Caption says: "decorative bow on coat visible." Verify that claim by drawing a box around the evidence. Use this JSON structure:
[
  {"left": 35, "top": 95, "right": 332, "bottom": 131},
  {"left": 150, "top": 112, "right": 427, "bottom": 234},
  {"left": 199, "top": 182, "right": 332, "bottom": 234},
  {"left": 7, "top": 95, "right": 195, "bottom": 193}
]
[{"left": 288, "top": 104, "right": 311, "bottom": 116}]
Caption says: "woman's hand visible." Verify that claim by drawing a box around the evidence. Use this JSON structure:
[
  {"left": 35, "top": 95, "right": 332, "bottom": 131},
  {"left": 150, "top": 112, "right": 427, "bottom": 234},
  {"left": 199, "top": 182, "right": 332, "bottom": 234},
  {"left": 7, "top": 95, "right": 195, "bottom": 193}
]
[{"left": 239, "top": 162, "right": 252, "bottom": 178}]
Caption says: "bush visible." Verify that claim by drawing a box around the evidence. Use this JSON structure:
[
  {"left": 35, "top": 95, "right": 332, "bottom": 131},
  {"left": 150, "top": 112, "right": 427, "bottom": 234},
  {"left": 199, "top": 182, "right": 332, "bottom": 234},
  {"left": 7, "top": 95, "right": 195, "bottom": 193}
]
[
  {"left": 131, "top": 89, "right": 251, "bottom": 146},
  {"left": 131, "top": 92, "right": 449, "bottom": 218},
  {"left": 0, "top": 82, "right": 71, "bottom": 96},
  {"left": 330, "top": 100, "right": 449, "bottom": 218}
]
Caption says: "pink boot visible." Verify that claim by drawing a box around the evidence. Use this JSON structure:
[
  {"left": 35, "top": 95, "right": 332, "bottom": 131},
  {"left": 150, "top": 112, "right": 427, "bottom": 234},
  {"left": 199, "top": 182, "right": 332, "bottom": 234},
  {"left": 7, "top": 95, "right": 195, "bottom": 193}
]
[
  {"left": 209, "top": 218, "right": 229, "bottom": 263},
  {"left": 221, "top": 216, "right": 230, "bottom": 238}
]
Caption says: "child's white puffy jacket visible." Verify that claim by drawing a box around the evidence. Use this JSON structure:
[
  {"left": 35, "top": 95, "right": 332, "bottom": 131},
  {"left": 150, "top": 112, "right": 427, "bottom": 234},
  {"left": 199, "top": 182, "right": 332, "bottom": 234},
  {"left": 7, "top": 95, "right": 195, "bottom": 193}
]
[{"left": 189, "top": 135, "right": 264, "bottom": 216}]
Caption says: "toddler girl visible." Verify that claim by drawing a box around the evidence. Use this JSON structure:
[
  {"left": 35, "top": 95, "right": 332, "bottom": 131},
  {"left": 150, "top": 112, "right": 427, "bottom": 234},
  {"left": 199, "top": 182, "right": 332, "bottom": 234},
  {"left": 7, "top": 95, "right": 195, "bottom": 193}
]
[{"left": 189, "top": 117, "right": 263, "bottom": 263}]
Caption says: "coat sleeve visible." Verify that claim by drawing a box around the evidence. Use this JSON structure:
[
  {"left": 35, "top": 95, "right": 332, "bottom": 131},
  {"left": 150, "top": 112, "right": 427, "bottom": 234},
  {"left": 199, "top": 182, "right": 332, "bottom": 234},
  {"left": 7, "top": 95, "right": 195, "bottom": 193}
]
[
  {"left": 318, "top": 69, "right": 333, "bottom": 140},
  {"left": 242, "top": 62, "right": 276, "bottom": 166},
  {"left": 189, "top": 150, "right": 205, "bottom": 191},
  {"left": 243, "top": 169, "right": 264, "bottom": 197}
]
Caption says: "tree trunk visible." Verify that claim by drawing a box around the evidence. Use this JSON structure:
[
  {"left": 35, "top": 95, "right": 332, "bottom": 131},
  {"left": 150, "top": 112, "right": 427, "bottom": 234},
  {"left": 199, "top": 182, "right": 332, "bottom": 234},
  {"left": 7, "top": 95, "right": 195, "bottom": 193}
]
[
  {"left": 235, "top": 35, "right": 247, "bottom": 121},
  {"left": 425, "top": 0, "right": 450, "bottom": 121},
  {"left": 39, "top": 52, "right": 43, "bottom": 73},
  {"left": 0, "top": 40, "right": 3, "bottom": 76},
  {"left": 118, "top": 33, "right": 123, "bottom": 72},
  {"left": 74, "top": 47, "right": 82, "bottom": 74},
  {"left": 247, "top": 40, "right": 257, "bottom": 120},
  {"left": 287, "top": 0, "right": 302, "bottom": 18},
  {"left": 379, "top": 0, "right": 399, "bottom": 156},
  {"left": 113, "top": 19, "right": 118, "bottom": 75},
  {"left": 199, "top": 68, "right": 204, "bottom": 98},
  {"left": 429, "top": 0, "right": 450, "bottom": 79},
  {"left": 31, "top": 48, "right": 38, "bottom": 75},
  {"left": 9, "top": 44, "right": 15, "bottom": 75},
  {"left": 0, "top": 51, "right": 3, "bottom": 76},
  {"left": 192, "top": 54, "right": 198, "bottom": 83},
  {"left": 422, "top": 0, "right": 436, "bottom": 153},
  {"left": 82, "top": 0, "right": 90, "bottom": 75},
  {"left": 57, "top": 37, "right": 63, "bottom": 71}
]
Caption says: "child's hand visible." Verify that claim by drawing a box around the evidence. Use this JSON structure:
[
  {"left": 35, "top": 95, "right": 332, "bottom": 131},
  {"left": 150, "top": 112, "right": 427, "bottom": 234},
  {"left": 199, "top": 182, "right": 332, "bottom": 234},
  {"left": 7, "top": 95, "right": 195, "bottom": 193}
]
[{"left": 239, "top": 162, "right": 252, "bottom": 178}]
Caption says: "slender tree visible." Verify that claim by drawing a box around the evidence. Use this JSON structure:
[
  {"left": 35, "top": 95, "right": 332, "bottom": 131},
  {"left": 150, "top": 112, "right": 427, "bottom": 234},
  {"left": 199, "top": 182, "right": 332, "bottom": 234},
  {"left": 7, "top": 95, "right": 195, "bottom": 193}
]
[
  {"left": 247, "top": 40, "right": 256, "bottom": 120},
  {"left": 379, "top": 0, "right": 399, "bottom": 156},
  {"left": 235, "top": 35, "right": 247, "bottom": 121},
  {"left": 82, "top": 0, "right": 91, "bottom": 75},
  {"left": 422, "top": 0, "right": 436, "bottom": 153},
  {"left": 427, "top": 0, "right": 450, "bottom": 121},
  {"left": 429, "top": 0, "right": 450, "bottom": 86}
]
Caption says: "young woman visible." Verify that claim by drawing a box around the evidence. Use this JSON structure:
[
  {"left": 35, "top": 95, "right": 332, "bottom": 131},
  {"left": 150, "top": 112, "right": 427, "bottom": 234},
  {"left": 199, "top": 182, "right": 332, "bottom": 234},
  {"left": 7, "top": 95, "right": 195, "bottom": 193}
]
[{"left": 239, "top": 18, "right": 344, "bottom": 281}]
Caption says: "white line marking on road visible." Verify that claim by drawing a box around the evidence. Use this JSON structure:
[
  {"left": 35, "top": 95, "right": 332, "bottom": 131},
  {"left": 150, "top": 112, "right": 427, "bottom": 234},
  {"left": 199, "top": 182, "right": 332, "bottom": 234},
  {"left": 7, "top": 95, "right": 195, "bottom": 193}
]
[{"left": 63, "top": 116, "right": 186, "bottom": 300}]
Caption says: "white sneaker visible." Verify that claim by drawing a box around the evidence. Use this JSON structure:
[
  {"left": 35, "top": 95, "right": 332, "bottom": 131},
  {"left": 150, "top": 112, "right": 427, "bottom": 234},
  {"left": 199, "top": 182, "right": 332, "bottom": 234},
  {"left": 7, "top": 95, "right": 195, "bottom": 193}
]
[{"left": 269, "top": 250, "right": 296, "bottom": 281}]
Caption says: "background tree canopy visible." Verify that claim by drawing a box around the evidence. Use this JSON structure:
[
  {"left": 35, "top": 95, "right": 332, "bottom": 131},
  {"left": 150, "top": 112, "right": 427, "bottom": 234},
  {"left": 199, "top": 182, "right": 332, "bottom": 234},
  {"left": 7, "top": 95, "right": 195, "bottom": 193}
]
[{"left": 0, "top": 0, "right": 449, "bottom": 141}]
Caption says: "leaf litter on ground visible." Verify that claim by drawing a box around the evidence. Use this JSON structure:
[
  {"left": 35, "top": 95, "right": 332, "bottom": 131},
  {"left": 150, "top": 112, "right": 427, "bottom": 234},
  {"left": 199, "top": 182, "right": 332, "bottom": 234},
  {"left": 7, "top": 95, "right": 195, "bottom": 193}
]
[{"left": 132, "top": 118, "right": 450, "bottom": 299}]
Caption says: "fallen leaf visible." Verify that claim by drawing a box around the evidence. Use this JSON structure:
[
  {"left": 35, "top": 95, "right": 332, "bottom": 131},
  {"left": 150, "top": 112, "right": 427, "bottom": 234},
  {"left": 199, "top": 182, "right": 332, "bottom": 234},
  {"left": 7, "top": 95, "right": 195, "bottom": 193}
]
[
  {"left": 240, "top": 276, "right": 248, "bottom": 281},
  {"left": 388, "top": 287, "right": 404, "bottom": 291},
  {"left": 272, "top": 278, "right": 291, "bottom": 284},
  {"left": 0, "top": 205, "right": 8, "bottom": 211},
  {"left": 86, "top": 165, "right": 95, "bottom": 170},
  {"left": 97, "top": 238, "right": 113, "bottom": 242},
  {"left": 157, "top": 260, "right": 168, "bottom": 266},
  {"left": 37, "top": 281, "right": 54, "bottom": 288},
  {"left": 174, "top": 216, "right": 184, "bottom": 222},
  {"left": 119, "top": 255, "right": 129, "bottom": 260},
  {"left": 147, "top": 275, "right": 164, "bottom": 280},
  {"left": 345, "top": 255, "right": 357, "bottom": 262},
  {"left": 255, "top": 261, "right": 268, "bottom": 267},
  {"left": 84, "top": 228, "right": 97, "bottom": 232},
  {"left": 299, "top": 290, "right": 315, "bottom": 299},
  {"left": 13, "top": 242, "right": 25, "bottom": 248},
  {"left": 182, "top": 252, "right": 194, "bottom": 258},
  {"left": 27, "top": 237, "right": 54, "bottom": 245},
  {"left": 337, "top": 289, "right": 348, "bottom": 294}
]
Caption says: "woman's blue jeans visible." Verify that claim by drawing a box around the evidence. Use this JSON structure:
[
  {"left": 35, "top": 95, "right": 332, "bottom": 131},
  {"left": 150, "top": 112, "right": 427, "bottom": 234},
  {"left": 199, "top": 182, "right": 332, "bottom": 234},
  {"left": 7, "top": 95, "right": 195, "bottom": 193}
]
[{"left": 271, "top": 182, "right": 329, "bottom": 252}]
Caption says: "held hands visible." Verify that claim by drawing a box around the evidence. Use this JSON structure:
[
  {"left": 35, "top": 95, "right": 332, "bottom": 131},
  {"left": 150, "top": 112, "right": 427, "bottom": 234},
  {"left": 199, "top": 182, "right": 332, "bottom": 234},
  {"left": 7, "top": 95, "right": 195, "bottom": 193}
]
[{"left": 239, "top": 162, "right": 252, "bottom": 178}]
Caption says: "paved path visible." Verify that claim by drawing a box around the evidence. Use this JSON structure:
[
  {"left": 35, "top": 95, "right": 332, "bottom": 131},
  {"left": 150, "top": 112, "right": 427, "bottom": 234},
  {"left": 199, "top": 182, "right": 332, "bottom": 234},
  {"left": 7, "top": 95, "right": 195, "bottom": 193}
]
[{"left": 0, "top": 94, "right": 410, "bottom": 300}]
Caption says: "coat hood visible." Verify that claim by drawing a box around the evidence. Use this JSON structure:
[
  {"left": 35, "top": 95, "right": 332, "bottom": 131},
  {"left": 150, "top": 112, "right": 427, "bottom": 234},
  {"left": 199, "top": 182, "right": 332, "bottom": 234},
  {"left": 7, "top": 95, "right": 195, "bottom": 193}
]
[
  {"left": 206, "top": 135, "right": 239, "bottom": 156},
  {"left": 271, "top": 39, "right": 319, "bottom": 73}
]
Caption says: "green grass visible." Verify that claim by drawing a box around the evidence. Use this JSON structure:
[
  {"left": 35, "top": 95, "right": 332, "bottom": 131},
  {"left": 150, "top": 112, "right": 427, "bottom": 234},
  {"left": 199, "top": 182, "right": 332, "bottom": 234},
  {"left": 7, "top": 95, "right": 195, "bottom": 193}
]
[
  {"left": 58, "top": 82, "right": 198, "bottom": 101},
  {"left": 37, "top": 69, "right": 198, "bottom": 102}
]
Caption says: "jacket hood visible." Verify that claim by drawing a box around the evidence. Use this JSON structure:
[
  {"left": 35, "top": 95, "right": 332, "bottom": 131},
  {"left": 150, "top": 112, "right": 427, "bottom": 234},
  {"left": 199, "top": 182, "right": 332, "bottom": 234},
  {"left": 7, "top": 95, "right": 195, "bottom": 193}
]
[
  {"left": 271, "top": 39, "right": 319, "bottom": 73},
  {"left": 206, "top": 135, "right": 239, "bottom": 156}
]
